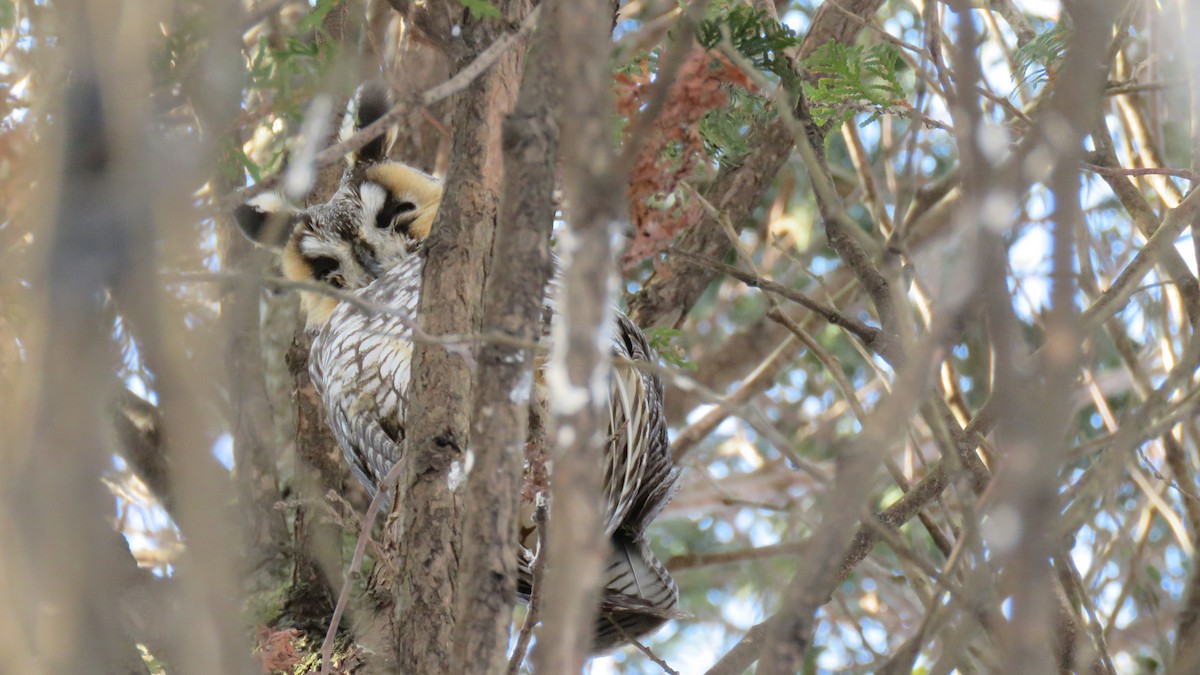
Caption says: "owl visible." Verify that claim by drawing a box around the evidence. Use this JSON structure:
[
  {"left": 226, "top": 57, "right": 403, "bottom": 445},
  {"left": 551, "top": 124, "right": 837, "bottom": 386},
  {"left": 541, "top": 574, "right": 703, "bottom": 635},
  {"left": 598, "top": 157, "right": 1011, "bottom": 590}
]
[{"left": 235, "top": 83, "right": 681, "bottom": 651}]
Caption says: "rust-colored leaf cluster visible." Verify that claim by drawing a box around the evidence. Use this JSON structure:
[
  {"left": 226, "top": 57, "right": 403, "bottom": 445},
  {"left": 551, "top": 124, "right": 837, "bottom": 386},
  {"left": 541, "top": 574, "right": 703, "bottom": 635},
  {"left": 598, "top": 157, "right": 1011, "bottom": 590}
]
[
  {"left": 256, "top": 626, "right": 303, "bottom": 674},
  {"left": 615, "top": 48, "right": 754, "bottom": 268}
]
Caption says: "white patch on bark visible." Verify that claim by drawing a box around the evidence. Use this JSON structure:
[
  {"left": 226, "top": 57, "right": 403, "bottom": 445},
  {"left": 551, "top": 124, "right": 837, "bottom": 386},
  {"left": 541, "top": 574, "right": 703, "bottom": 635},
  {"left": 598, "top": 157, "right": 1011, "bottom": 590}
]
[
  {"left": 545, "top": 365, "right": 588, "bottom": 414},
  {"left": 556, "top": 219, "right": 579, "bottom": 255},
  {"left": 449, "top": 451, "right": 474, "bottom": 492},
  {"left": 546, "top": 309, "right": 588, "bottom": 414},
  {"left": 588, "top": 362, "right": 610, "bottom": 411},
  {"left": 1024, "top": 144, "right": 1054, "bottom": 183},
  {"left": 510, "top": 370, "right": 533, "bottom": 404}
]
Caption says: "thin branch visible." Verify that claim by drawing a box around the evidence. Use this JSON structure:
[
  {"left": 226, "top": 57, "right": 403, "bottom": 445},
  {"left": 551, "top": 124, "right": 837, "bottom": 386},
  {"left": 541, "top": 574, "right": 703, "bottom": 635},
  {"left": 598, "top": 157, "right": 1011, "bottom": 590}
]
[
  {"left": 1083, "top": 163, "right": 1200, "bottom": 182},
  {"left": 668, "top": 247, "right": 887, "bottom": 352},
  {"left": 505, "top": 501, "right": 549, "bottom": 675},
  {"left": 319, "top": 459, "right": 405, "bottom": 675},
  {"left": 1080, "top": 187, "right": 1200, "bottom": 333},
  {"left": 714, "top": 35, "right": 900, "bottom": 341},
  {"left": 626, "top": 636, "right": 681, "bottom": 675},
  {"left": 666, "top": 541, "right": 808, "bottom": 571}
]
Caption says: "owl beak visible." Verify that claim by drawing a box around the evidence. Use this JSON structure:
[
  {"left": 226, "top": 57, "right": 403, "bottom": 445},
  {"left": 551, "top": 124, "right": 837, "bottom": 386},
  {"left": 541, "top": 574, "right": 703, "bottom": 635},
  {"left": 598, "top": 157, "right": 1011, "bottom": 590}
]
[
  {"left": 364, "top": 255, "right": 386, "bottom": 278},
  {"left": 352, "top": 240, "right": 387, "bottom": 279}
]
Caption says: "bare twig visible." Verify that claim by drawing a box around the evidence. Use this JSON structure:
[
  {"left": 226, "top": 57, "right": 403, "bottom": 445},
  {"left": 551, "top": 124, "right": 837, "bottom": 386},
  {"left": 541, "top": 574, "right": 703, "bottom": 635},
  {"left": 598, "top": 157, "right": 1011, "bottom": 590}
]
[
  {"left": 319, "top": 459, "right": 406, "bottom": 675},
  {"left": 669, "top": 247, "right": 887, "bottom": 352},
  {"left": 1080, "top": 188, "right": 1200, "bottom": 333},
  {"left": 506, "top": 500, "right": 549, "bottom": 675},
  {"left": 666, "top": 541, "right": 808, "bottom": 571},
  {"left": 1083, "top": 163, "right": 1200, "bottom": 182}
]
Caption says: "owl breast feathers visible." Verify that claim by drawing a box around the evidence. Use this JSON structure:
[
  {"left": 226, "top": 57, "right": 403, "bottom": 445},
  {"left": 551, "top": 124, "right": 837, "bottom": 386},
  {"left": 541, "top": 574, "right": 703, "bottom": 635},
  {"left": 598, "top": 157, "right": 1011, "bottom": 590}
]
[{"left": 234, "top": 82, "right": 681, "bottom": 652}]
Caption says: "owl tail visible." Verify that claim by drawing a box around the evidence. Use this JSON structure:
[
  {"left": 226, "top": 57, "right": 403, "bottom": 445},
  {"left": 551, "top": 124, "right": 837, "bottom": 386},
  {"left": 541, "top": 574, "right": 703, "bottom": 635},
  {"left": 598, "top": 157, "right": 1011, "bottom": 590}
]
[
  {"left": 591, "top": 532, "right": 682, "bottom": 652},
  {"left": 515, "top": 530, "right": 681, "bottom": 653}
]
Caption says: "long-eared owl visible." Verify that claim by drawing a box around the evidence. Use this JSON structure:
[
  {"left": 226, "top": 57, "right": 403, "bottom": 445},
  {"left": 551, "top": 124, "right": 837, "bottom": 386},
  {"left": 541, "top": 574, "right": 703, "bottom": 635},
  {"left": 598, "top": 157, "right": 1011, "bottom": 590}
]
[{"left": 234, "top": 83, "right": 681, "bottom": 651}]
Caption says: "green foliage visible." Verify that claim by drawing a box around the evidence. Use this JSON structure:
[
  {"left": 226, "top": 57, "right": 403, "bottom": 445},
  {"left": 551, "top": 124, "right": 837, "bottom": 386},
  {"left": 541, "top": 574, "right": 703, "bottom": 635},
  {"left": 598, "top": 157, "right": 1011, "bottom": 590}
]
[
  {"left": 647, "top": 326, "right": 697, "bottom": 371},
  {"left": 802, "top": 645, "right": 826, "bottom": 675},
  {"left": 1013, "top": 23, "right": 1068, "bottom": 90},
  {"left": 698, "top": 86, "right": 770, "bottom": 160},
  {"left": 220, "top": 140, "right": 262, "bottom": 184},
  {"left": 246, "top": 36, "right": 337, "bottom": 119},
  {"left": 297, "top": 0, "right": 338, "bottom": 32},
  {"left": 800, "top": 41, "right": 906, "bottom": 127},
  {"left": 1136, "top": 656, "right": 1163, "bottom": 673},
  {"left": 698, "top": 6, "right": 803, "bottom": 89},
  {"left": 1161, "top": 120, "right": 1194, "bottom": 171},
  {"left": 456, "top": 0, "right": 501, "bottom": 19},
  {"left": 691, "top": 7, "right": 803, "bottom": 163},
  {"left": 243, "top": 2, "right": 343, "bottom": 121}
]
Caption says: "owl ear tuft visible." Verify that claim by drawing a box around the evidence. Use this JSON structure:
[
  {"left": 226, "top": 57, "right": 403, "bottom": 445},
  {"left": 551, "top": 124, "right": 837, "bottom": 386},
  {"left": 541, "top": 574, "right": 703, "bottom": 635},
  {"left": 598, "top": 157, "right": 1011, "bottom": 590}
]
[
  {"left": 344, "top": 81, "right": 395, "bottom": 168},
  {"left": 234, "top": 193, "right": 300, "bottom": 250}
]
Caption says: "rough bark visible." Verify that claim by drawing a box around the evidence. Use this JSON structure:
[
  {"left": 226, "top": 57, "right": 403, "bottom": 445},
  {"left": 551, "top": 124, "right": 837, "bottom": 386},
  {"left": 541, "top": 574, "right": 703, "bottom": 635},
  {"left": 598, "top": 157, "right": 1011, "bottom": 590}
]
[
  {"left": 388, "top": 3, "right": 527, "bottom": 671},
  {"left": 452, "top": 1, "right": 557, "bottom": 670}
]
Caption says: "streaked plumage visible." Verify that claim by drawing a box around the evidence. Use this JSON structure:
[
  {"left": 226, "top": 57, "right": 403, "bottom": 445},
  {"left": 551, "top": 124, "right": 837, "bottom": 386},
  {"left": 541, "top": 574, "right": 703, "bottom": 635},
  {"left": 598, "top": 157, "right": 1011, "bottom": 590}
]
[{"left": 235, "top": 83, "right": 680, "bottom": 651}]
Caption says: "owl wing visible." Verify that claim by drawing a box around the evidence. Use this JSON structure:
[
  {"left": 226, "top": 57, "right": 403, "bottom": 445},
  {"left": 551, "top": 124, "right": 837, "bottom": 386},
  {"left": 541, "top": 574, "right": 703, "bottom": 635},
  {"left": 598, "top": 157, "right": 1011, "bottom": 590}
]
[
  {"left": 604, "top": 313, "right": 680, "bottom": 537},
  {"left": 310, "top": 255, "right": 422, "bottom": 505},
  {"left": 516, "top": 304, "right": 682, "bottom": 649},
  {"left": 326, "top": 401, "right": 402, "bottom": 505},
  {"left": 313, "top": 254, "right": 682, "bottom": 650},
  {"left": 590, "top": 312, "right": 681, "bottom": 648}
]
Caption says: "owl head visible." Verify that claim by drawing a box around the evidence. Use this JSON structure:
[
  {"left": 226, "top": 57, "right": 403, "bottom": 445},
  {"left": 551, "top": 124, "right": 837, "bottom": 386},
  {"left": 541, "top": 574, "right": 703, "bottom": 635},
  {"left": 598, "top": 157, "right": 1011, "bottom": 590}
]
[{"left": 234, "top": 83, "right": 443, "bottom": 327}]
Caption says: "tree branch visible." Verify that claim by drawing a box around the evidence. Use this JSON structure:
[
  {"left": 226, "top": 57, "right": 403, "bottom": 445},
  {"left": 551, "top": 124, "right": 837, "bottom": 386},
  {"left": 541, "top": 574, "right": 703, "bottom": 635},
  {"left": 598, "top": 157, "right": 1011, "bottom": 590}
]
[
  {"left": 388, "top": 2, "right": 528, "bottom": 670},
  {"left": 452, "top": 0, "right": 557, "bottom": 667},
  {"left": 533, "top": 0, "right": 625, "bottom": 668}
]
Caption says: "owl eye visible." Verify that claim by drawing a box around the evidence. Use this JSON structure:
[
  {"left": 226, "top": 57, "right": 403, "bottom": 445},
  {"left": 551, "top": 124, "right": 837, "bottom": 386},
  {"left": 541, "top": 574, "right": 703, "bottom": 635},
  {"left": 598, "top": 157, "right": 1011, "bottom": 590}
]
[
  {"left": 375, "top": 199, "right": 417, "bottom": 230},
  {"left": 308, "top": 255, "right": 341, "bottom": 284}
]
